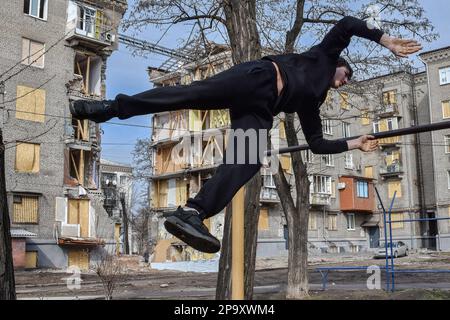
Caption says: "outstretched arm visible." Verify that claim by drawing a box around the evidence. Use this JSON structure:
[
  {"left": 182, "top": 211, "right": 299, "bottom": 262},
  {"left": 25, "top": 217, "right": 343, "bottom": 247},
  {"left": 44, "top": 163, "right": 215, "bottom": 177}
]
[{"left": 318, "top": 16, "right": 421, "bottom": 60}]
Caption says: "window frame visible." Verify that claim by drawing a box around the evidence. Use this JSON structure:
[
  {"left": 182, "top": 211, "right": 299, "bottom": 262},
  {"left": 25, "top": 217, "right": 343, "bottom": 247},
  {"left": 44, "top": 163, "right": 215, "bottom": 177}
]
[
  {"left": 22, "top": 38, "right": 45, "bottom": 69},
  {"left": 323, "top": 119, "right": 333, "bottom": 136},
  {"left": 445, "top": 135, "right": 450, "bottom": 154},
  {"left": 24, "top": 0, "right": 48, "bottom": 21},
  {"left": 342, "top": 122, "right": 351, "bottom": 138},
  {"left": 439, "top": 66, "right": 450, "bottom": 86},
  {"left": 356, "top": 180, "right": 369, "bottom": 198},
  {"left": 345, "top": 153, "right": 354, "bottom": 170},
  {"left": 346, "top": 213, "right": 356, "bottom": 231}
]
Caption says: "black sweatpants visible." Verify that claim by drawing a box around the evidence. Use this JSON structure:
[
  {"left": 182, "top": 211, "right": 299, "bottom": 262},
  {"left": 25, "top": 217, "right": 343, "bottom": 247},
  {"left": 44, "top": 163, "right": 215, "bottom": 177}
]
[{"left": 115, "top": 60, "right": 279, "bottom": 219}]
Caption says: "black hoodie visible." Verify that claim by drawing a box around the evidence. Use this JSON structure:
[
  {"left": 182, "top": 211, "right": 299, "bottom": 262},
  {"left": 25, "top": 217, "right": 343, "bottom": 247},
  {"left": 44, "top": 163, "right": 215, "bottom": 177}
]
[{"left": 263, "top": 16, "right": 384, "bottom": 154}]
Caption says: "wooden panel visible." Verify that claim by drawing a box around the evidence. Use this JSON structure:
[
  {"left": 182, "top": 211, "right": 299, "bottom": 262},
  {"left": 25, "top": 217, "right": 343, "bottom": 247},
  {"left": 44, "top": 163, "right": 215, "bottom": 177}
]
[
  {"left": 68, "top": 249, "right": 89, "bottom": 271},
  {"left": 158, "top": 180, "right": 168, "bottom": 207},
  {"left": 328, "top": 214, "right": 337, "bottom": 230},
  {"left": 79, "top": 199, "right": 90, "bottom": 237},
  {"left": 13, "top": 195, "right": 39, "bottom": 223},
  {"left": 364, "top": 166, "right": 374, "bottom": 179},
  {"left": 15, "top": 142, "right": 40, "bottom": 173},
  {"left": 361, "top": 111, "right": 370, "bottom": 125},
  {"left": 189, "top": 110, "right": 202, "bottom": 131},
  {"left": 388, "top": 181, "right": 402, "bottom": 198},
  {"left": 258, "top": 207, "right": 269, "bottom": 231},
  {"left": 25, "top": 251, "right": 37, "bottom": 269},
  {"left": 68, "top": 199, "right": 79, "bottom": 225},
  {"left": 210, "top": 109, "right": 230, "bottom": 128},
  {"left": 16, "top": 85, "right": 45, "bottom": 122},
  {"left": 279, "top": 120, "right": 286, "bottom": 139},
  {"left": 391, "top": 213, "right": 404, "bottom": 229},
  {"left": 442, "top": 101, "right": 450, "bottom": 119},
  {"left": 176, "top": 180, "right": 187, "bottom": 206},
  {"left": 280, "top": 155, "right": 292, "bottom": 173}
]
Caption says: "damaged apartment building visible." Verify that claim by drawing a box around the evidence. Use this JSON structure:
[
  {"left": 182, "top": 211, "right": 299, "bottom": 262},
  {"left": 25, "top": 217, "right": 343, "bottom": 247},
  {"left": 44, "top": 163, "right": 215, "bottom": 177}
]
[
  {"left": 0, "top": 0, "right": 127, "bottom": 270},
  {"left": 147, "top": 43, "right": 450, "bottom": 262}
]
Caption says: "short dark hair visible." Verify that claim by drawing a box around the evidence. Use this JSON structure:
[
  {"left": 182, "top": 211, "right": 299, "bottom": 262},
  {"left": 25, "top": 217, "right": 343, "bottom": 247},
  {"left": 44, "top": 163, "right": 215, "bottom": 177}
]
[{"left": 337, "top": 57, "right": 353, "bottom": 80}]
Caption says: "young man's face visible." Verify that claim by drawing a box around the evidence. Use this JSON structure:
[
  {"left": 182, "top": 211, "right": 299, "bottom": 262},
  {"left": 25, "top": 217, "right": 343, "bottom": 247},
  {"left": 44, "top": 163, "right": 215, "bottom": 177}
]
[{"left": 331, "top": 66, "right": 351, "bottom": 89}]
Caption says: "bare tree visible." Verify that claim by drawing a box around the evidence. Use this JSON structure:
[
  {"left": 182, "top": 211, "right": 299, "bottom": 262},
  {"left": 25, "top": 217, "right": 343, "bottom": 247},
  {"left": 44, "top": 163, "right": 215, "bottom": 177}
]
[
  {"left": 95, "top": 252, "right": 127, "bottom": 300},
  {"left": 124, "top": 0, "right": 435, "bottom": 299}
]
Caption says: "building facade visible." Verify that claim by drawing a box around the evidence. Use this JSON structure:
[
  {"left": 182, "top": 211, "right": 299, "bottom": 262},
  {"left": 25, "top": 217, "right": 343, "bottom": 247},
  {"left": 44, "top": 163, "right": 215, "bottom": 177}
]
[{"left": 0, "top": 0, "right": 127, "bottom": 270}]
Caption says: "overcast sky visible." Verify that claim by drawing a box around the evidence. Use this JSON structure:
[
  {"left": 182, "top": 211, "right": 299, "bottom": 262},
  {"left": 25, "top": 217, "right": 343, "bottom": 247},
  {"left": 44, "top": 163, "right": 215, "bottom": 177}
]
[{"left": 102, "top": 0, "right": 449, "bottom": 167}]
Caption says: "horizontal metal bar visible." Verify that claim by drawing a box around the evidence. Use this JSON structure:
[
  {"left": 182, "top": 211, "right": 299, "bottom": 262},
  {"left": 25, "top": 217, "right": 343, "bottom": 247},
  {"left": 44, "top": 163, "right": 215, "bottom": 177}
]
[
  {"left": 387, "top": 217, "right": 450, "bottom": 223},
  {"left": 388, "top": 270, "right": 450, "bottom": 273},
  {"left": 268, "top": 120, "right": 450, "bottom": 155}
]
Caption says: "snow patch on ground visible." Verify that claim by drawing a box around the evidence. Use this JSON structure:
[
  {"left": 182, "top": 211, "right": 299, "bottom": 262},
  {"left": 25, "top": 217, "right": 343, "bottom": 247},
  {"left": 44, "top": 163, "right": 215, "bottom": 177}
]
[{"left": 151, "top": 259, "right": 220, "bottom": 273}]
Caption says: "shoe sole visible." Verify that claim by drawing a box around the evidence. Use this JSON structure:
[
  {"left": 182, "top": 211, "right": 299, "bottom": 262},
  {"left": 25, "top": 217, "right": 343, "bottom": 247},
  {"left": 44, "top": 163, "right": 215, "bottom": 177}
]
[{"left": 164, "top": 216, "right": 220, "bottom": 254}]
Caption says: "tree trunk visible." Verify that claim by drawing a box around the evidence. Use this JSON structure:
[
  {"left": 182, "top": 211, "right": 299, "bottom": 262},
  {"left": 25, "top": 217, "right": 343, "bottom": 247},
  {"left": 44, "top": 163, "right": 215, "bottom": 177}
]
[
  {"left": 285, "top": 113, "right": 310, "bottom": 298},
  {"left": 216, "top": 203, "right": 232, "bottom": 299},
  {"left": 217, "top": 0, "right": 262, "bottom": 300},
  {"left": 0, "top": 129, "right": 16, "bottom": 300},
  {"left": 120, "top": 196, "right": 130, "bottom": 255}
]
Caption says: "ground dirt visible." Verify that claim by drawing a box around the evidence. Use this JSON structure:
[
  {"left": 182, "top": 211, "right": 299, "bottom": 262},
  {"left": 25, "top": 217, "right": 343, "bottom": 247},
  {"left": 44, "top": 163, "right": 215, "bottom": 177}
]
[{"left": 14, "top": 251, "right": 450, "bottom": 300}]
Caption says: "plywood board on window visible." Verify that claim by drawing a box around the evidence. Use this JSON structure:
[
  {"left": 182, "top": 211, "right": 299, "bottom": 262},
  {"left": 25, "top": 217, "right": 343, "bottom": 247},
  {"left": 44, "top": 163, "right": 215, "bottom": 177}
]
[
  {"left": 25, "top": 251, "right": 38, "bottom": 269},
  {"left": 258, "top": 207, "right": 269, "bottom": 231},
  {"left": 68, "top": 249, "right": 89, "bottom": 271},
  {"left": 388, "top": 181, "right": 402, "bottom": 198},
  {"left": 16, "top": 85, "right": 45, "bottom": 122},
  {"left": 13, "top": 195, "right": 38, "bottom": 223},
  {"left": 15, "top": 142, "right": 40, "bottom": 173},
  {"left": 364, "top": 166, "right": 374, "bottom": 179}
]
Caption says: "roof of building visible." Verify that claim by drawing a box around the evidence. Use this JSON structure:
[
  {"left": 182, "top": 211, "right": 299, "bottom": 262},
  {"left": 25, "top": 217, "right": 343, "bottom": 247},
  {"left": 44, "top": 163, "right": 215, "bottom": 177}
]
[
  {"left": 419, "top": 45, "right": 450, "bottom": 57},
  {"left": 100, "top": 158, "right": 132, "bottom": 168},
  {"left": 10, "top": 229, "right": 37, "bottom": 238}
]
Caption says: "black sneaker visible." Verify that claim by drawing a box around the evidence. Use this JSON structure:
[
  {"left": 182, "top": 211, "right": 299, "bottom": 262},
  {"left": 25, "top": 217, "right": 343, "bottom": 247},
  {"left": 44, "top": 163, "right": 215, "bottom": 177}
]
[
  {"left": 69, "top": 99, "right": 118, "bottom": 123},
  {"left": 163, "top": 206, "right": 221, "bottom": 253}
]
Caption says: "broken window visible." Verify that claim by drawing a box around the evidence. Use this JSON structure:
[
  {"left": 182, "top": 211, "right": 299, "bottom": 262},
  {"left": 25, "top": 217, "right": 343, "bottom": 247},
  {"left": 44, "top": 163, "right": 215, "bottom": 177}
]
[
  {"left": 72, "top": 118, "right": 89, "bottom": 141},
  {"left": 67, "top": 148, "right": 91, "bottom": 186},
  {"left": 74, "top": 52, "right": 102, "bottom": 96}
]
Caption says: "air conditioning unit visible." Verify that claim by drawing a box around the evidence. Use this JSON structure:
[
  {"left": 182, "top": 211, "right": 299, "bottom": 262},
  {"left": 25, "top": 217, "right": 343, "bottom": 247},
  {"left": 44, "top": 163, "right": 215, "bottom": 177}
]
[
  {"left": 337, "top": 182, "right": 346, "bottom": 190},
  {"left": 105, "top": 32, "right": 116, "bottom": 43}
]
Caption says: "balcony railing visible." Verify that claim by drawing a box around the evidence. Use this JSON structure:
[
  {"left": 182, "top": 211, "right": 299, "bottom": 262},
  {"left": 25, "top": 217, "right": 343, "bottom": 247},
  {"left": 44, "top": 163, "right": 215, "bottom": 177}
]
[
  {"left": 67, "top": 17, "right": 115, "bottom": 48},
  {"left": 260, "top": 187, "right": 279, "bottom": 202},
  {"left": 310, "top": 193, "right": 331, "bottom": 206},
  {"left": 377, "top": 104, "right": 399, "bottom": 117},
  {"left": 379, "top": 136, "right": 401, "bottom": 146},
  {"left": 380, "top": 163, "right": 403, "bottom": 176}
]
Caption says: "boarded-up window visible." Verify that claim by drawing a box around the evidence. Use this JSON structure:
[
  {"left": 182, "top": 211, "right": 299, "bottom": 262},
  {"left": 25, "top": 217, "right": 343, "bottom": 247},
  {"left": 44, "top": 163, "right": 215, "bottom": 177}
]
[
  {"left": 16, "top": 85, "right": 46, "bottom": 122},
  {"left": 328, "top": 214, "right": 338, "bottom": 231},
  {"left": 25, "top": 251, "right": 38, "bottom": 269},
  {"left": 115, "top": 223, "right": 121, "bottom": 255},
  {"left": 390, "top": 213, "right": 404, "bottom": 229},
  {"left": 365, "top": 166, "right": 374, "bottom": 179},
  {"left": 383, "top": 90, "right": 397, "bottom": 105},
  {"left": 340, "top": 92, "right": 349, "bottom": 110},
  {"left": 68, "top": 199, "right": 90, "bottom": 237},
  {"left": 22, "top": 38, "right": 45, "bottom": 68},
  {"left": 15, "top": 142, "right": 40, "bottom": 173},
  {"left": 308, "top": 213, "right": 317, "bottom": 230},
  {"left": 68, "top": 249, "right": 89, "bottom": 271},
  {"left": 388, "top": 181, "right": 402, "bottom": 198},
  {"left": 442, "top": 101, "right": 450, "bottom": 119},
  {"left": 258, "top": 207, "right": 269, "bottom": 231},
  {"left": 361, "top": 110, "right": 370, "bottom": 125},
  {"left": 156, "top": 180, "right": 168, "bottom": 208},
  {"left": 13, "top": 194, "right": 39, "bottom": 223},
  {"left": 280, "top": 155, "right": 292, "bottom": 174}
]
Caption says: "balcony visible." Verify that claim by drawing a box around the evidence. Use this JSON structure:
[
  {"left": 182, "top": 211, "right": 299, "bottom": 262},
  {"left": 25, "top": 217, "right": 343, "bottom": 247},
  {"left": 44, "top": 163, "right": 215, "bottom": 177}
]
[
  {"left": 339, "top": 176, "right": 375, "bottom": 213},
  {"left": 66, "top": 16, "right": 116, "bottom": 49},
  {"left": 380, "top": 163, "right": 404, "bottom": 179},
  {"left": 379, "top": 136, "right": 401, "bottom": 147},
  {"left": 260, "top": 187, "right": 279, "bottom": 203},
  {"left": 377, "top": 104, "right": 399, "bottom": 118},
  {"left": 310, "top": 193, "right": 331, "bottom": 206}
]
